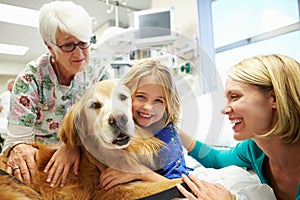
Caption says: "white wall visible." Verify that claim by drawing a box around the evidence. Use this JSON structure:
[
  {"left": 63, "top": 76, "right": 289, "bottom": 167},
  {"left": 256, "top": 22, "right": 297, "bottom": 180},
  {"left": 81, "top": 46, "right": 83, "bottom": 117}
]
[
  {"left": 0, "top": 61, "right": 25, "bottom": 75},
  {"left": 151, "top": 0, "right": 199, "bottom": 40},
  {"left": 0, "top": 62, "right": 23, "bottom": 93}
]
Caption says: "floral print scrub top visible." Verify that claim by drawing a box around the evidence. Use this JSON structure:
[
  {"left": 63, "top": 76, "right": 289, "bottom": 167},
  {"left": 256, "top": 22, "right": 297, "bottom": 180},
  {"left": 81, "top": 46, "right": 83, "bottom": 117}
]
[{"left": 8, "top": 53, "right": 108, "bottom": 147}]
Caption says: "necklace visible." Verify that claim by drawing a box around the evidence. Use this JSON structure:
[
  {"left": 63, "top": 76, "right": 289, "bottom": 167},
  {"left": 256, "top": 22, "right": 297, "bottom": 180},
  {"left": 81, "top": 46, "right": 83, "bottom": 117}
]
[{"left": 51, "top": 56, "right": 71, "bottom": 86}]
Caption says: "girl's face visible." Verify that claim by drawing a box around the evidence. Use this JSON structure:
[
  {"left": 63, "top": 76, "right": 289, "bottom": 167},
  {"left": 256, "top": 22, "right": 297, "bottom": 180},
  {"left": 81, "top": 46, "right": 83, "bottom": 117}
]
[
  {"left": 132, "top": 76, "right": 166, "bottom": 129},
  {"left": 49, "top": 29, "right": 90, "bottom": 77},
  {"left": 222, "top": 79, "right": 277, "bottom": 141}
]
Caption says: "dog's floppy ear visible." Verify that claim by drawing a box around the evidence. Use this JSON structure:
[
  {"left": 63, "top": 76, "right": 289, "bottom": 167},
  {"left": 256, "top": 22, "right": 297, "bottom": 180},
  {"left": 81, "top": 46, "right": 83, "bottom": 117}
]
[{"left": 59, "top": 108, "right": 81, "bottom": 149}]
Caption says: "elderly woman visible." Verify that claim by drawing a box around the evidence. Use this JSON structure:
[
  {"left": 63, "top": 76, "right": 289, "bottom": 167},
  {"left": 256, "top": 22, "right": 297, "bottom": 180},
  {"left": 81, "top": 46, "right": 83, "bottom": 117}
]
[
  {"left": 1, "top": 1, "right": 107, "bottom": 188},
  {"left": 177, "top": 54, "right": 300, "bottom": 200}
]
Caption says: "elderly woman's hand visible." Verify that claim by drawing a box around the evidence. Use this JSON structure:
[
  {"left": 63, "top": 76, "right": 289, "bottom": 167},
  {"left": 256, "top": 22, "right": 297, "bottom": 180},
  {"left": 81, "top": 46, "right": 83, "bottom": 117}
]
[
  {"left": 6, "top": 143, "right": 39, "bottom": 184},
  {"left": 44, "top": 143, "right": 80, "bottom": 187},
  {"left": 176, "top": 174, "right": 235, "bottom": 200}
]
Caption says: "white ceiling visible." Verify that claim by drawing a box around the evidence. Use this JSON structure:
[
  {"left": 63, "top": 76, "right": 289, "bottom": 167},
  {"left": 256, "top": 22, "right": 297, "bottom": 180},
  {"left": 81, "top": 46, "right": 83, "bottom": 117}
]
[{"left": 0, "top": 0, "right": 151, "bottom": 64}]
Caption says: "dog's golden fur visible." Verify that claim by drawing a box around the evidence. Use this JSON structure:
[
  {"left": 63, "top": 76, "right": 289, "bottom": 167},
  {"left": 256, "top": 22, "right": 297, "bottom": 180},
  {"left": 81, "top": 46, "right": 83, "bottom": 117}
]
[{"left": 0, "top": 80, "right": 182, "bottom": 200}]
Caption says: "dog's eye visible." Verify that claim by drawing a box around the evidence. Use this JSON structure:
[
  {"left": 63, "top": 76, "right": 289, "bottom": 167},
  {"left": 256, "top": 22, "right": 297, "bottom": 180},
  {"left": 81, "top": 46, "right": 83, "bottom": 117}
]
[
  {"left": 89, "top": 102, "right": 102, "bottom": 109},
  {"left": 119, "top": 94, "right": 128, "bottom": 101}
]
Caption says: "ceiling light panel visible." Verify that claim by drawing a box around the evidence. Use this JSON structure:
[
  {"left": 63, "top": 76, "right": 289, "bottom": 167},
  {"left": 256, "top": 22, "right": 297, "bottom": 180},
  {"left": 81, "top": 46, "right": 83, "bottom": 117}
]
[
  {"left": 0, "top": 43, "right": 29, "bottom": 55},
  {"left": 0, "top": 3, "right": 39, "bottom": 27}
]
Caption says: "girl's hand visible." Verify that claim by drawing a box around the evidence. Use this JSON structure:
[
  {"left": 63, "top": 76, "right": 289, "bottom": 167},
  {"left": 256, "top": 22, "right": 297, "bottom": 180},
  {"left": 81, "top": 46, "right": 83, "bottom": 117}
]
[
  {"left": 99, "top": 167, "right": 139, "bottom": 190},
  {"left": 44, "top": 144, "right": 80, "bottom": 187},
  {"left": 176, "top": 174, "right": 234, "bottom": 200},
  {"left": 6, "top": 143, "right": 39, "bottom": 184},
  {"left": 99, "top": 165, "right": 168, "bottom": 190}
]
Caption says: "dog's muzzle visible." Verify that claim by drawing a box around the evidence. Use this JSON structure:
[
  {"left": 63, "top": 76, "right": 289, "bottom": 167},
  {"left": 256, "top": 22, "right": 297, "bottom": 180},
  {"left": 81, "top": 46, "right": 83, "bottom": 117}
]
[{"left": 109, "top": 113, "right": 131, "bottom": 146}]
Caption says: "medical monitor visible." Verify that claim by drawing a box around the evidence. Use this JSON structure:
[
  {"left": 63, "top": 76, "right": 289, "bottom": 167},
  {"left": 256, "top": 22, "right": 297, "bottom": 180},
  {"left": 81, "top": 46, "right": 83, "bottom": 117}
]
[{"left": 134, "top": 7, "right": 177, "bottom": 46}]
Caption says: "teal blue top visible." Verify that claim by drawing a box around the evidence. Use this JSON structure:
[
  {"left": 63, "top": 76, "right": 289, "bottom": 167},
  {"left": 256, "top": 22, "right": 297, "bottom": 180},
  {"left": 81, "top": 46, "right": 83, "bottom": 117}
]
[{"left": 189, "top": 139, "right": 300, "bottom": 199}]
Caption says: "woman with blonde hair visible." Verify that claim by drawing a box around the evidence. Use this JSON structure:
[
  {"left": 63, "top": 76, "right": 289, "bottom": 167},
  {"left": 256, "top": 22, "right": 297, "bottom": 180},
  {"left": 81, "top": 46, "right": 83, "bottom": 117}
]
[{"left": 177, "top": 54, "right": 300, "bottom": 200}]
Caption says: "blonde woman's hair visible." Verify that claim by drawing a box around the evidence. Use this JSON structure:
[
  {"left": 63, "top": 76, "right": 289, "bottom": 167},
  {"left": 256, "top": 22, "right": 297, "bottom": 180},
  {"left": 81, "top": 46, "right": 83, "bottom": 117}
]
[
  {"left": 228, "top": 54, "right": 300, "bottom": 144},
  {"left": 122, "top": 59, "right": 181, "bottom": 126},
  {"left": 39, "top": 1, "right": 92, "bottom": 55}
]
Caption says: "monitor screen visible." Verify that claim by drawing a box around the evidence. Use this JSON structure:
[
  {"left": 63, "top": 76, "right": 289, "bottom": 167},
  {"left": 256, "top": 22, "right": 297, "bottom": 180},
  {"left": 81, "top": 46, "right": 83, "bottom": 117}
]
[
  {"left": 134, "top": 7, "right": 177, "bottom": 46},
  {"left": 138, "top": 10, "right": 171, "bottom": 38}
]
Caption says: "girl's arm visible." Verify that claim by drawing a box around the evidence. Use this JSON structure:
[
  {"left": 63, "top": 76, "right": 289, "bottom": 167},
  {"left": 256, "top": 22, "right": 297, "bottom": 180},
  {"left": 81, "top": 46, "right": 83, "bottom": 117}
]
[
  {"left": 178, "top": 129, "right": 196, "bottom": 152},
  {"left": 99, "top": 166, "right": 168, "bottom": 190}
]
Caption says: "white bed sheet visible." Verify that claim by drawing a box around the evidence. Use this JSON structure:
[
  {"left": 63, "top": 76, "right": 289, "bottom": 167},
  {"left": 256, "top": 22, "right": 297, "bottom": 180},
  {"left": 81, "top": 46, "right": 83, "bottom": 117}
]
[
  {"left": 179, "top": 155, "right": 277, "bottom": 200},
  {"left": 190, "top": 165, "right": 276, "bottom": 200}
]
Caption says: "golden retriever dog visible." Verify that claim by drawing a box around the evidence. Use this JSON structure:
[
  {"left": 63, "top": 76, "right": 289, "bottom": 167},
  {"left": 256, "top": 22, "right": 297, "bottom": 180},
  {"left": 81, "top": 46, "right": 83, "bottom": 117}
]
[{"left": 0, "top": 80, "right": 182, "bottom": 200}]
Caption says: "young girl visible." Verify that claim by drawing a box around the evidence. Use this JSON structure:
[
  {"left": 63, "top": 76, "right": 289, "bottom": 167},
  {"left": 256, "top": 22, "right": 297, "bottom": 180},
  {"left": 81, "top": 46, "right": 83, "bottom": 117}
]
[{"left": 99, "top": 59, "right": 190, "bottom": 190}]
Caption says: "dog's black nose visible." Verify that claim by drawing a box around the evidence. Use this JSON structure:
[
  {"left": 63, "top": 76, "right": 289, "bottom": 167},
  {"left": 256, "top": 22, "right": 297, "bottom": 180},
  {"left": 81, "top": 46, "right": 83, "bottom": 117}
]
[{"left": 109, "top": 113, "right": 128, "bottom": 127}]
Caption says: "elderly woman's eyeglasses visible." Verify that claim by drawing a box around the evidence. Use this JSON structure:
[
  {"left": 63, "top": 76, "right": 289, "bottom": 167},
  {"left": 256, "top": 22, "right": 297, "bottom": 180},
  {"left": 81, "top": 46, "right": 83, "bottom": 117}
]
[{"left": 54, "top": 41, "right": 91, "bottom": 52}]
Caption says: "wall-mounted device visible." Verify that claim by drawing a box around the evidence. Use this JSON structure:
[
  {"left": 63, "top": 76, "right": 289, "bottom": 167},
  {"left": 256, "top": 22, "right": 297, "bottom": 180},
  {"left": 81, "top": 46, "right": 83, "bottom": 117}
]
[{"left": 134, "top": 7, "right": 178, "bottom": 46}]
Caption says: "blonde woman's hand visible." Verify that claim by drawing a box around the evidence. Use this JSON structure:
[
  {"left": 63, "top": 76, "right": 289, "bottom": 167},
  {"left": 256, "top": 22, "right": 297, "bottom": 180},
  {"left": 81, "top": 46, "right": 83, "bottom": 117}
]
[
  {"left": 6, "top": 143, "right": 39, "bottom": 184},
  {"left": 44, "top": 143, "right": 80, "bottom": 187},
  {"left": 176, "top": 174, "right": 234, "bottom": 200}
]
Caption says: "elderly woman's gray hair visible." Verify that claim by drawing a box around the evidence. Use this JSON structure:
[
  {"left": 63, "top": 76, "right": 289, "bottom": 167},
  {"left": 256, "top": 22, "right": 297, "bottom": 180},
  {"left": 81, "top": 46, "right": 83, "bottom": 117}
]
[{"left": 39, "top": 1, "right": 93, "bottom": 54}]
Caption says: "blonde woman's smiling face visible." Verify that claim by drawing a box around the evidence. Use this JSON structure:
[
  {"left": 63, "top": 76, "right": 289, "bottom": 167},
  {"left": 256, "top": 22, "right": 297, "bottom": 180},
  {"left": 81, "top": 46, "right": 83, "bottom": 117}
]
[{"left": 222, "top": 79, "right": 277, "bottom": 141}]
